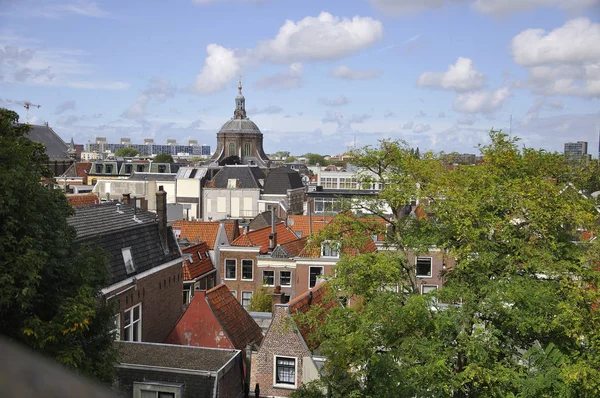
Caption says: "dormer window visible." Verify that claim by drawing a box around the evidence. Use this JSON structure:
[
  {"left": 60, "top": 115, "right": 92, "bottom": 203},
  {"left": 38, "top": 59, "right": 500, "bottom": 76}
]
[
  {"left": 122, "top": 247, "right": 135, "bottom": 274},
  {"left": 125, "top": 164, "right": 132, "bottom": 174},
  {"left": 95, "top": 164, "right": 103, "bottom": 173},
  {"left": 158, "top": 165, "right": 166, "bottom": 173},
  {"left": 227, "top": 179, "right": 237, "bottom": 189},
  {"left": 106, "top": 164, "right": 113, "bottom": 174},
  {"left": 321, "top": 241, "right": 339, "bottom": 258},
  {"left": 137, "top": 165, "right": 144, "bottom": 172}
]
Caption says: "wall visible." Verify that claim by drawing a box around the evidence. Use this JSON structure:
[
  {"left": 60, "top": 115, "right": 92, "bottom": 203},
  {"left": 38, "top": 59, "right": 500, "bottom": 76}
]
[
  {"left": 117, "top": 367, "right": 216, "bottom": 398},
  {"left": 204, "top": 188, "right": 261, "bottom": 221},
  {"left": 219, "top": 248, "right": 260, "bottom": 305},
  {"left": 294, "top": 260, "right": 336, "bottom": 298},
  {"left": 176, "top": 178, "right": 202, "bottom": 219},
  {"left": 256, "top": 258, "right": 297, "bottom": 300},
  {"left": 111, "top": 262, "right": 184, "bottom": 343},
  {"left": 254, "top": 305, "right": 311, "bottom": 397},
  {"left": 407, "top": 249, "right": 455, "bottom": 293}
]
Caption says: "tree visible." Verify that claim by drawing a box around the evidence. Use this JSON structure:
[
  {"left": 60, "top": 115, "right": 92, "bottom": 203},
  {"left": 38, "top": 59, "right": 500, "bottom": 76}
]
[
  {"left": 303, "top": 153, "right": 330, "bottom": 166},
  {"left": 0, "top": 109, "right": 117, "bottom": 383},
  {"left": 154, "top": 153, "right": 174, "bottom": 163},
  {"left": 247, "top": 285, "right": 273, "bottom": 312},
  {"left": 114, "top": 147, "right": 140, "bottom": 157},
  {"left": 285, "top": 156, "right": 298, "bottom": 163},
  {"left": 294, "top": 131, "right": 600, "bottom": 397}
]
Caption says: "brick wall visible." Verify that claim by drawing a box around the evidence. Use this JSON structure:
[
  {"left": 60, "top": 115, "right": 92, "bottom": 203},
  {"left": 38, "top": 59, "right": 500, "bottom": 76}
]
[
  {"left": 220, "top": 249, "right": 260, "bottom": 302},
  {"left": 253, "top": 305, "right": 310, "bottom": 397},
  {"left": 406, "top": 250, "right": 455, "bottom": 293},
  {"left": 112, "top": 262, "right": 184, "bottom": 343}
]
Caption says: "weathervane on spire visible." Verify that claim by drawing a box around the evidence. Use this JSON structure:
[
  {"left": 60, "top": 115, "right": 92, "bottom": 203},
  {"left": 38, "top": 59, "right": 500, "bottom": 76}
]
[
  {"left": 234, "top": 75, "right": 247, "bottom": 119},
  {"left": 238, "top": 75, "right": 243, "bottom": 94}
]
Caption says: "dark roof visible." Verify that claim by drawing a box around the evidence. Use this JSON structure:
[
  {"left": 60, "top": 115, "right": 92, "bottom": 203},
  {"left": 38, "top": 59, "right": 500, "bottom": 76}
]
[
  {"left": 68, "top": 202, "right": 181, "bottom": 284},
  {"left": 263, "top": 166, "right": 304, "bottom": 194},
  {"left": 205, "top": 165, "right": 265, "bottom": 189},
  {"left": 24, "top": 124, "right": 70, "bottom": 159},
  {"left": 271, "top": 237, "right": 308, "bottom": 259},
  {"left": 127, "top": 172, "right": 177, "bottom": 181},
  {"left": 218, "top": 118, "right": 261, "bottom": 134},
  {"left": 116, "top": 341, "right": 237, "bottom": 372},
  {"left": 206, "top": 284, "right": 264, "bottom": 349},
  {"left": 248, "top": 211, "right": 281, "bottom": 231}
]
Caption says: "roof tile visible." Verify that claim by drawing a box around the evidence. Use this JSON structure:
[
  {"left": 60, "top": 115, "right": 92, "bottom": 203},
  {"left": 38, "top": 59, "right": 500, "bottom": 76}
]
[
  {"left": 181, "top": 242, "right": 214, "bottom": 281},
  {"left": 230, "top": 222, "right": 299, "bottom": 254}
]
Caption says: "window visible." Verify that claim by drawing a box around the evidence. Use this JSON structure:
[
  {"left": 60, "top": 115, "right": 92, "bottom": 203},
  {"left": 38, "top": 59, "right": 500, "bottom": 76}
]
[
  {"left": 416, "top": 257, "right": 432, "bottom": 277},
  {"left": 106, "top": 164, "right": 113, "bottom": 174},
  {"left": 183, "top": 286, "right": 192, "bottom": 305},
  {"left": 111, "top": 313, "right": 120, "bottom": 340},
  {"left": 321, "top": 241, "right": 339, "bottom": 258},
  {"left": 309, "top": 266, "right": 323, "bottom": 288},
  {"left": 158, "top": 165, "right": 166, "bottom": 173},
  {"left": 280, "top": 271, "right": 291, "bottom": 287},
  {"left": 133, "top": 382, "right": 182, "bottom": 398},
  {"left": 124, "top": 303, "right": 141, "bottom": 342},
  {"left": 244, "top": 143, "right": 251, "bottom": 157},
  {"left": 225, "top": 259, "right": 236, "bottom": 280},
  {"left": 227, "top": 178, "right": 237, "bottom": 189},
  {"left": 422, "top": 285, "right": 438, "bottom": 294},
  {"left": 95, "top": 164, "right": 103, "bottom": 173},
  {"left": 242, "top": 291, "right": 252, "bottom": 309},
  {"left": 242, "top": 259, "right": 253, "bottom": 280},
  {"left": 217, "top": 197, "right": 226, "bottom": 213},
  {"left": 137, "top": 164, "right": 144, "bottom": 172},
  {"left": 228, "top": 143, "right": 235, "bottom": 156},
  {"left": 231, "top": 290, "right": 237, "bottom": 298},
  {"left": 274, "top": 356, "right": 297, "bottom": 387},
  {"left": 125, "top": 164, "right": 132, "bottom": 174},
  {"left": 263, "top": 270, "right": 275, "bottom": 286},
  {"left": 122, "top": 247, "right": 136, "bottom": 274}
]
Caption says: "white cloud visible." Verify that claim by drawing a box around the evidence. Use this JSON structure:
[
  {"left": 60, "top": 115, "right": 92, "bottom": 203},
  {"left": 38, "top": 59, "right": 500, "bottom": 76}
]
[
  {"left": 369, "top": 0, "right": 598, "bottom": 16},
  {"left": 472, "top": 0, "right": 598, "bottom": 16},
  {"left": 319, "top": 95, "right": 351, "bottom": 106},
  {"left": 413, "top": 123, "right": 431, "bottom": 133},
  {"left": 329, "top": 65, "right": 383, "bottom": 80},
  {"left": 54, "top": 100, "right": 76, "bottom": 115},
  {"left": 255, "top": 63, "right": 303, "bottom": 90},
  {"left": 453, "top": 86, "right": 510, "bottom": 114},
  {"left": 193, "top": 44, "right": 245, "bottom": 94},
  {"left": 457, "top": 114, "right": 477, "bottom": 125},
  {"left": 511, "top": 18, "right": 600, "bottom": 98},
  {"left": 123, "top": 79, "right": 176, "bottom": 119},
  {"left": 417, "top": 57, "right": 486, "bottom": 92},
  {"left": 402, "top": 121, "right": 414, "bottom": 130},
  {"left": 192, "top": 12, "right": 383, "bottom": 93}
]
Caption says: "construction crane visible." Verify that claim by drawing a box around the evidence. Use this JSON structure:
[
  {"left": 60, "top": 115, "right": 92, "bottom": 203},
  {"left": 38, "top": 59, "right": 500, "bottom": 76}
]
[{"left": 0, "top": 99, "right": 42, "bottom": 123}]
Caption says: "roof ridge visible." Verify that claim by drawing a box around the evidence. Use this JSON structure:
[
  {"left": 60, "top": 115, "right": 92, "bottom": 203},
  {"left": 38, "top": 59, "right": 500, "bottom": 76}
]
[{"left": 287, "top": 282, "right": 326, "bottom": 308}]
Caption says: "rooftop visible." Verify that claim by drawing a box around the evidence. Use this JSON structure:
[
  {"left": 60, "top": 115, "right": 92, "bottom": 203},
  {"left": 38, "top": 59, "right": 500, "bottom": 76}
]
[
  {"left": 172, "top": 220, "right": 239, "bottom": 250},
  {"left": 181, "top": 242, "right": 214, "bottom": 281},
  {"left": 230, "top": 222, "right": 300, "bottom": 254},
  {"left": 66, "top": 193, "right": 99, "bottom": 208}
]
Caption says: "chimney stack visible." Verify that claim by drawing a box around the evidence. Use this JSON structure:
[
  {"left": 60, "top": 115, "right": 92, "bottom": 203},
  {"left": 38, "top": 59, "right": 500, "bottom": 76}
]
[
  {"left": 122, "top": 193, "right": 131, "bottom": 205},
  {"left": 156, "top": 185, "right": 168, "bottom": 252},
  {"left": 271, "top": 285, "right": 284, "bottom": 313},
  {"left": 268, "top": 208, "right": 277, "bottom": 250}
]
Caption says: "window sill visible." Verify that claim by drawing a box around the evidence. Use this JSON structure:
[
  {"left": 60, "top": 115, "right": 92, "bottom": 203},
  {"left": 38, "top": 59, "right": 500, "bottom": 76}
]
[
  {"left": 273, "top": 384, "right": 297, "bottom": 390},
  {"left": 224, "top": 278, "right": 237, "bottom": 281}
]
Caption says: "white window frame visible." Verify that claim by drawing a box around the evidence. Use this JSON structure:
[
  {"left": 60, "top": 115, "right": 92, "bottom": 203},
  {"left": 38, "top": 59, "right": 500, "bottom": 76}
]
[
  {"left": 262, "top": 270, "right": 275, "bottom": 286},
  {"left": 422, "top": 284, "right": 438, "bottom": 294},
  {"left": 321, "top": 241, "right": 339, "bottom": 258},
  {"left": 308, "top": 266, "right": 324, "bottom": 288},
  {"left": 111, "top": 313, "right": 120, "bottom": 341},
  {"left": 416, "top": 256, "right": 433, "bottom": 278},
  {"left": 279, "top": 270, "right": 292, "bottom": 287},
  {"left": 241, "top": 259, "right": 254, "bottom": 281},
  {"left": 273, "top": 355, "right": 298, "bottom": 388},
  {"left": 241, "top": 291, "right": 253, "bottom": 309},
  {"left": 122, "top": 247, "right": 136, "bottom": 274},
  {"left": 123, "top": 303, "right": 142, "bottom": 342},
  {"left": 133, "top": 381, "right": 183, "bottom": 398},
  {"left": 225, "top": 258, "right": 237, "bottom": 280}
]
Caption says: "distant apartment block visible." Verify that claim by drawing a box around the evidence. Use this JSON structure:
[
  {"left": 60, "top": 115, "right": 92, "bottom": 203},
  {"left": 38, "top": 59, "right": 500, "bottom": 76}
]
[
  {"left": 86, "top": 137, "right": 211, "bottom": 156},
  {"left": 564, "top": 141, "right": 589, "bottom": 159}
]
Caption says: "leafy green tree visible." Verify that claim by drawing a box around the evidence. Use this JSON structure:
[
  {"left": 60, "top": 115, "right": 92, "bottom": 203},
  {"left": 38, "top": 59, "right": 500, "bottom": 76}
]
[
  {"left": 114, "top": 147, "right": 140, "bottom": 157},
  {"left": 295, "top": 131, "right": 600, "bottom": 397},
  {"left": 247, "top": 285, "right": 273, "bottom": 312},
  {"left": 285, "top": 155, "right": 298, "bottom": 163},
  {"left": 0, "top": 109, "right": 117, "bottom": 383},
  {"left": 303, "top": 153, "right": 330, "bottom": 166},
  {"left": 154, "top": 153, "right": 174, "bottom": 163}
]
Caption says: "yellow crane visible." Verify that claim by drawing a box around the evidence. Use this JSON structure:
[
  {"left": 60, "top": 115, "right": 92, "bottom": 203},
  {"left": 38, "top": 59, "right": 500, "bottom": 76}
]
[{"left": 0, "top": 99, "right": 42, "bottom": 123}]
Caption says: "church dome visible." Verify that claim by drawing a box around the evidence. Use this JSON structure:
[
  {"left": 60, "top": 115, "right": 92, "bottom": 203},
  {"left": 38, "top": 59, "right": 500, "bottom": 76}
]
[{"left": 218, "top": 118, "right": 261, "bottom": 135}]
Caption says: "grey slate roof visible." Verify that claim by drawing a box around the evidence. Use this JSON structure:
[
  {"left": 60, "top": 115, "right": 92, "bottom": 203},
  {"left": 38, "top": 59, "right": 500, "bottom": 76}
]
[
  {"left": 218, "top": 118, "right": 262, "bottom": 134},
  {"left": 68, "top": 202, "right": 181, "bottom": 284},
  {"left": 127, "top": 172, "right": 177, "bottom": 181},
  {"left": 206, "top": 165, "right": 265, "bottom": 189},
  {"left": 263, "top": 166, "right": 305, "bottom": 195},
  {"left": 23, "top": 124, "right": 70, "bottom": 159},
  {"left": 248, "top": 211, "right": 281, "bottom": 231},
  {"left": 116, "top": 341, "right": 237, "bottom": 372}
]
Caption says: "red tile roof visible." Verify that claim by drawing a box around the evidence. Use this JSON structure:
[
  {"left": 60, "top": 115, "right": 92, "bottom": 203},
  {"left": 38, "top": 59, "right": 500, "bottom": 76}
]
[
  {"left": 75, "top": 162, "right": 92, "bottom": 178},
  {"left": 288, "top": 283, "right": 337, "bottom": 351},
  {"left": 279, "top": 237, "right": 308, "bottom": 257},
  {"left": 287, "top": 215, "right": 333, "bottom": 238},
  {"left": 181, "top": 242, "right": 214, "bottom": 281},
  {"left": 230, "top": 222, "right": 299, "bottom": 254},
  {"left": 67, "top": 193, "right": 99, "bottom": 207},
  {"left": 172, "top": 220, "right": 239, "bottom": 250},
  {"left": 205, "top": 284, "right": 263, "bottom": 349}
]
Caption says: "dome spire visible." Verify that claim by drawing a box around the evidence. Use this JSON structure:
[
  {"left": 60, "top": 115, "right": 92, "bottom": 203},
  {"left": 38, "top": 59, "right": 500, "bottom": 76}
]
[{"left": 234, "top": 75, "right": 247, "bottom": 119}]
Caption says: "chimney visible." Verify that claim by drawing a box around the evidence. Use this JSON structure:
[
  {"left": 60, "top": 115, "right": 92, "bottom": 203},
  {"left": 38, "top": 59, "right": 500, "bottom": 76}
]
[
  {"left": 271, "top": 285, "right": 284, "bottom": 313},
  {"left": 268, "top": 208, "right": 277, "bottom": 250},
  {"left": 156, "top": 185, "right": 168, "bottom": 252},
  {"left": 122, "top": 193, "right": 131, "bottom": 205}
]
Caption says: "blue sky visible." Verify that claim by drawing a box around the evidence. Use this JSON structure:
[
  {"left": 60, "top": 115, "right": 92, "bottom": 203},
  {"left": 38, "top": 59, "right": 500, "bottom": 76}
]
[{"left": 1, "top": 0, "right": 599, "bottom": 156}]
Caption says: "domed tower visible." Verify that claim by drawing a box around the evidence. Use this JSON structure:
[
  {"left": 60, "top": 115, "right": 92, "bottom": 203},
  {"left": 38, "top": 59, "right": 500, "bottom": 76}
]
[{"left": 210, "top": 77, "right": 270, "bottom": 169}]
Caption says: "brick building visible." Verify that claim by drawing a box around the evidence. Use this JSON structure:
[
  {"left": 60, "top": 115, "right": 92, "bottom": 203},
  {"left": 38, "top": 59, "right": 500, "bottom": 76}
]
[
  {"left": 180, "top": 241, "right": 217, "bottom": 305},
  {"left": 68, "top": 187, "right": 184, "bottom": 343}
]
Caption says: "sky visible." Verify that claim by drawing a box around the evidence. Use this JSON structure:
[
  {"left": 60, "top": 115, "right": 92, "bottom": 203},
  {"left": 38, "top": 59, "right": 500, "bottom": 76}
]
[{"left": 1, "top": 0, "right": 599, "bottom": 156}]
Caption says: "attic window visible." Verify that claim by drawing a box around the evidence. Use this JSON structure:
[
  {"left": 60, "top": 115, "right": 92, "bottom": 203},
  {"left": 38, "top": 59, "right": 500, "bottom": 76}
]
[
  {"left": 321, "top": 241, "right": 339, "bottom": 258},
  {"left": 105, "top": 164, "right": 113, "bottom": 174},
  {"left": 227, "top": 179, "right": 237, "bottom": 189},
  {"left": 158, "top": 165, "right": 166, "bottom": 173},
  {"left": 137, "top": 165, "right": 144, "bottom": 172},
  {"left": 122, "top": 247, "right": 136, "bottom": 274},
  {"left": 205, "top": 251, "right": 210, "bottom": 259},
  {"left": 197, "top": 251, "right": 203, "bottom": 261},
  {"left": 125, "top": 164, "right": 132, "bottom": 174}
]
